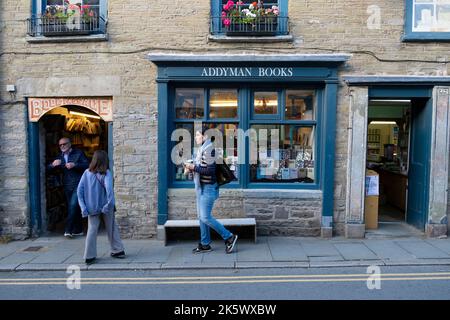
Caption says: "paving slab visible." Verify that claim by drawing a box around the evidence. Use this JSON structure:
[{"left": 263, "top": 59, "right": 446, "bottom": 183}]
[
  {"left": 363, "top": 240, "right": 416, "bottom": 261},
  {"left": 333, "top": 243, "right": 379, "bottom": 260},
  {"left": 27, "top": 250, "right": 77, "bottom": 264},
  {"left": 267, "top": 237, "right": 308, "bottom": 261},
  {"left": 202, "top": 249, "right": 237, "bottom": 263},
  {"left": 63, "top": 251, "right": 86, "bottom": 264},
  {"left": 395, "top": 240, "right": 450, "bottom": 259},
  {"left": 424, "top": 239, "right": 450, "bottom": 255},
  {"left": 300, "top": 240, "right": 342, "bottom": 257},
  {"left": 132, "top": 245, "right": 173, "bottom": 263},
  {"left": 165, "top": 244, "right": 204, "bottom": 264},
  {"left": 236, "top": 242, "right": 272, "bottom": 262},
  {"left": 0, "top": 252, "right": 42, "bottom": 264},
  {"left": 0, "top": 247, "right": 17, "bottom": 260}
]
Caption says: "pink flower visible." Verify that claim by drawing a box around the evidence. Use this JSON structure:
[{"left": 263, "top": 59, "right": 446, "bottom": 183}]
[
  {"left": 223, "top": 1, "right": 234, "bottom": 11},
  {"left": 222, "top": 11, "right": 227, "bottom": 17},
  {"left": 223, "top": 18, "right": 231, "bottom": 26}
]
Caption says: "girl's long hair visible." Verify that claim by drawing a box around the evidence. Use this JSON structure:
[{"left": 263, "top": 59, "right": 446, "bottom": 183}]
[{"left": 89, "top": 150, "right": 109, "bottom": 174}]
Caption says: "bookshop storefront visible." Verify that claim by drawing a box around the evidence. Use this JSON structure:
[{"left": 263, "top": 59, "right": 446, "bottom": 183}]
[{"left": 148, "top": 54, "right": 350, "bottom": 237}]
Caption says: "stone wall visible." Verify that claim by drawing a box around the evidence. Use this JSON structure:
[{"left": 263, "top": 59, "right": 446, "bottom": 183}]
[
  {"left": 168, "top": 189, "right": 322, "bottom": 236},
  {"left": 0, "top": 104, "right": 29, "bottom": 240},
  {"left": 1, "top": 1, "right": 449, "bottom": 238}
]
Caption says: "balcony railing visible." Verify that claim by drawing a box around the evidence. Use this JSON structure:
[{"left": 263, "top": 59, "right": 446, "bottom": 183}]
[
  {"left": 211, "top": 16, "right": 289, "bottom": 36},
  {"left": 27, "top": 16, "right": 107, "bottom": 37}
]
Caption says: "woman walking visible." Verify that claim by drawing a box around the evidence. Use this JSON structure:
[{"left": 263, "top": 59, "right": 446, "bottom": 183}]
[
  {"left": 77, "top": 150, "right": 125, "bottom": 265},
  {"left": 184, "top": 126, "right": 238, "bottom": 254}
]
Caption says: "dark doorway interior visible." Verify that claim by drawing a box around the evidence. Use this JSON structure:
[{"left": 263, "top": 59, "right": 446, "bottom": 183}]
[{"left": 40, "top": 106, "right": 108, "bottom": 235}]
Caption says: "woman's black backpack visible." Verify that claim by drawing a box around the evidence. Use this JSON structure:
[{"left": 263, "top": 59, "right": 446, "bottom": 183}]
[{"left": 215, "top": 158, "right": 236, "bottom": 186}]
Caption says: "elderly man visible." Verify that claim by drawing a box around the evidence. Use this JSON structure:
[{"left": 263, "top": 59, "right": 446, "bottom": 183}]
[{"left": 48, "top": 137, "right": 89, "bottom": 237}]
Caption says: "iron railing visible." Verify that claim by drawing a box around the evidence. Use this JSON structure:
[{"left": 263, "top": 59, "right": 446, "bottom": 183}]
[
  {"left": 27, "top": 15, "right": 107, "bottom": 37},
  {"left": 211, "top": 16, "right": 289, "bottom": 36}
]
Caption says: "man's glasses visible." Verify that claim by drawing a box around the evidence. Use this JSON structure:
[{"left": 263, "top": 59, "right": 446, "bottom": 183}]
[{"left": 59, "top": 142, "right": 70, "bottom": 147}]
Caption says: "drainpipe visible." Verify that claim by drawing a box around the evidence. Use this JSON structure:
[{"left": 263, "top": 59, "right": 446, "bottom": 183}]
[{"left": 28, "top": 121, "right": 41, "bottom": 237}]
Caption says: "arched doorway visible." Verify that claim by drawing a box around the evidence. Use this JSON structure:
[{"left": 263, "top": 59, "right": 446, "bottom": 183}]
[
  {"left": 40, "top": 105, "right": 109, "bottom": 234},
  {"left": 27, "top": 97, "right": 113, "bottom": 236}
]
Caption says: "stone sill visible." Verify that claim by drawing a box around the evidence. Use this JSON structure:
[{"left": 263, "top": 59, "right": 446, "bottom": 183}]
[
  {"left": 208, "top": 34, "right": 294, "bottom": 43},
  {"left": 26, "top": 34, "right": 108, "bottom": 43}
]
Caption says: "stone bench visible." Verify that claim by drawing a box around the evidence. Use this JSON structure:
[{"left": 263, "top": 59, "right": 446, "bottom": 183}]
[{"left": 163, "top": 218, "right": 257, "bottom": 246}]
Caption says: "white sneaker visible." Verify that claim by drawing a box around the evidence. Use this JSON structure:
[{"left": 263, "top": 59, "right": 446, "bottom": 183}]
[
  {"left": 72, "top": 232, "right": 84, "bottom": 236},
  {"left": 64, "top": 232, "right": 72, "bottom": 238}
]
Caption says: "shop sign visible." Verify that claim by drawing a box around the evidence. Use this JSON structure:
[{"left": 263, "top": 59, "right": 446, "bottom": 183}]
[
  {"left": 200, "top": 67, "right": 294, "bottom": 78},
  {"left": 28, "top": 97, "right": 113, "bottom": 122}
]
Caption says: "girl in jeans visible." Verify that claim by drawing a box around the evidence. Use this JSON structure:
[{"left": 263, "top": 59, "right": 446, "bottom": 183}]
[
  {"left": 184, "top": 126, "right": 238, "bottom": 254},
  {"left": 77, "top": 150, "right": 125, "bottom": 265}
]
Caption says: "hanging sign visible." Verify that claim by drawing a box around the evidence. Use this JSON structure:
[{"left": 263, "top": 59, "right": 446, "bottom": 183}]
[{"left": 28, "top": 97, "right": 113, "bottom": 122}]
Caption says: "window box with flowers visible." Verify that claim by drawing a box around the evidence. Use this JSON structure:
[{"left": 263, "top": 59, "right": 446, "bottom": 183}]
[
  {"left": 211, "top": 0, "right": 289, "bottom": 37},
  {"left": 222, "top": 1, "right": 280, "bottom": 35},
  {"left": 27, "top": 0, "right": 108, "bottom": 41}
]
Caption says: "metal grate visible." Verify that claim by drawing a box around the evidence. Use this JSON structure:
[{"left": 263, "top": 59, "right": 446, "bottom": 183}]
[
  {"left": 27, "top": 16, "right": 107, "bottom": 37},
  {"left": 22, "top": 246, "right": 44, "bottom": 252}
]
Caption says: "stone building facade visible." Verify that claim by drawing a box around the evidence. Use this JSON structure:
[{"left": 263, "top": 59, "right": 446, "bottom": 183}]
[{"left": 0, "top": 0, "right": 449, "bottom": 240}]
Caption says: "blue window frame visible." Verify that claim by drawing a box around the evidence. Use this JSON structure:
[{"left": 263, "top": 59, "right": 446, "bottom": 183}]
[
  {"left": 403, "top": 0, "right": 450, "bottom": 41},
  {"left": 211, "top": 0, "right": 289, "bottom": 36},
  {"left": 169, "top": 84, "right": 322, "bottom": 190}
]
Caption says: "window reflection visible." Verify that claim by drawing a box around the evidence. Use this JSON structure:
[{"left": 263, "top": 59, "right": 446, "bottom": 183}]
[
  {"left": 209, "top": 89, "right": 238, "bottom": 119},
  {"left": 413, "top": 0, "right": 450, "bottom": 32},
  {"left": 250, "top": 125, "right": 315, "bottom": 183},
  {"left": 174, "top": 123, "right": 239, "bottom": 182},
  {"left": 285, "top": 90, "right": 315, "bottom": 120},
  {"left": 254, "top": 91, "right": 278, "bottom": 115},
  {"left": 175, "top": 88, "right": 204, "bottom": 119}
]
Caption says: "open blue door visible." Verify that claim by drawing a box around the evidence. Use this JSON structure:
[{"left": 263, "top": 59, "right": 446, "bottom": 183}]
[{"left": 406, "top": 98, "right": 432, "bottom": 230}]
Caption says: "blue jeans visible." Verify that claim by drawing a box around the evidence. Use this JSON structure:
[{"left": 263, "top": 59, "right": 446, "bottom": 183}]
[
  {"left": 196, "top": 183, "right": 232, "bottom": 246},
  {"left": 64, "top": 188, "right": 83, "bottom": 234}
]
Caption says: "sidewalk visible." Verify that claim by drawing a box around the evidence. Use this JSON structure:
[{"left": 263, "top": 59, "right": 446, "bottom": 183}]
[{"left": 1, "top": 234, "right": 450, "bottom": 271}]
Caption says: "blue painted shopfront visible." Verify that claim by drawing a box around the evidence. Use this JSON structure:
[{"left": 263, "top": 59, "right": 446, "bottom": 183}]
[{"left": 148, "top": 54, "right": 350, "bottom": 226}]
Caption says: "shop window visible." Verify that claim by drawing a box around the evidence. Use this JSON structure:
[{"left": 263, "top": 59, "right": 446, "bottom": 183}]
[
  {"left": 171, "top": 86, "right": 319, "bottom": 188},
  {"left": 28, "top": 0, "right": 107, "bottom": 38},
  {"left": 403, "top": 0, "right": 450, "bottom": 41},
  {"left": 210, "top": 0, "right": 289, "bottom": 36},
  {"left": 172, "top": 87, "right": 240, "bottom": 183}
]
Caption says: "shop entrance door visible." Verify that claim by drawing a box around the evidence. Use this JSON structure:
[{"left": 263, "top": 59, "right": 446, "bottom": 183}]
[{"left": 406, "top": 98, "right": 432, "bottom": 231}]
